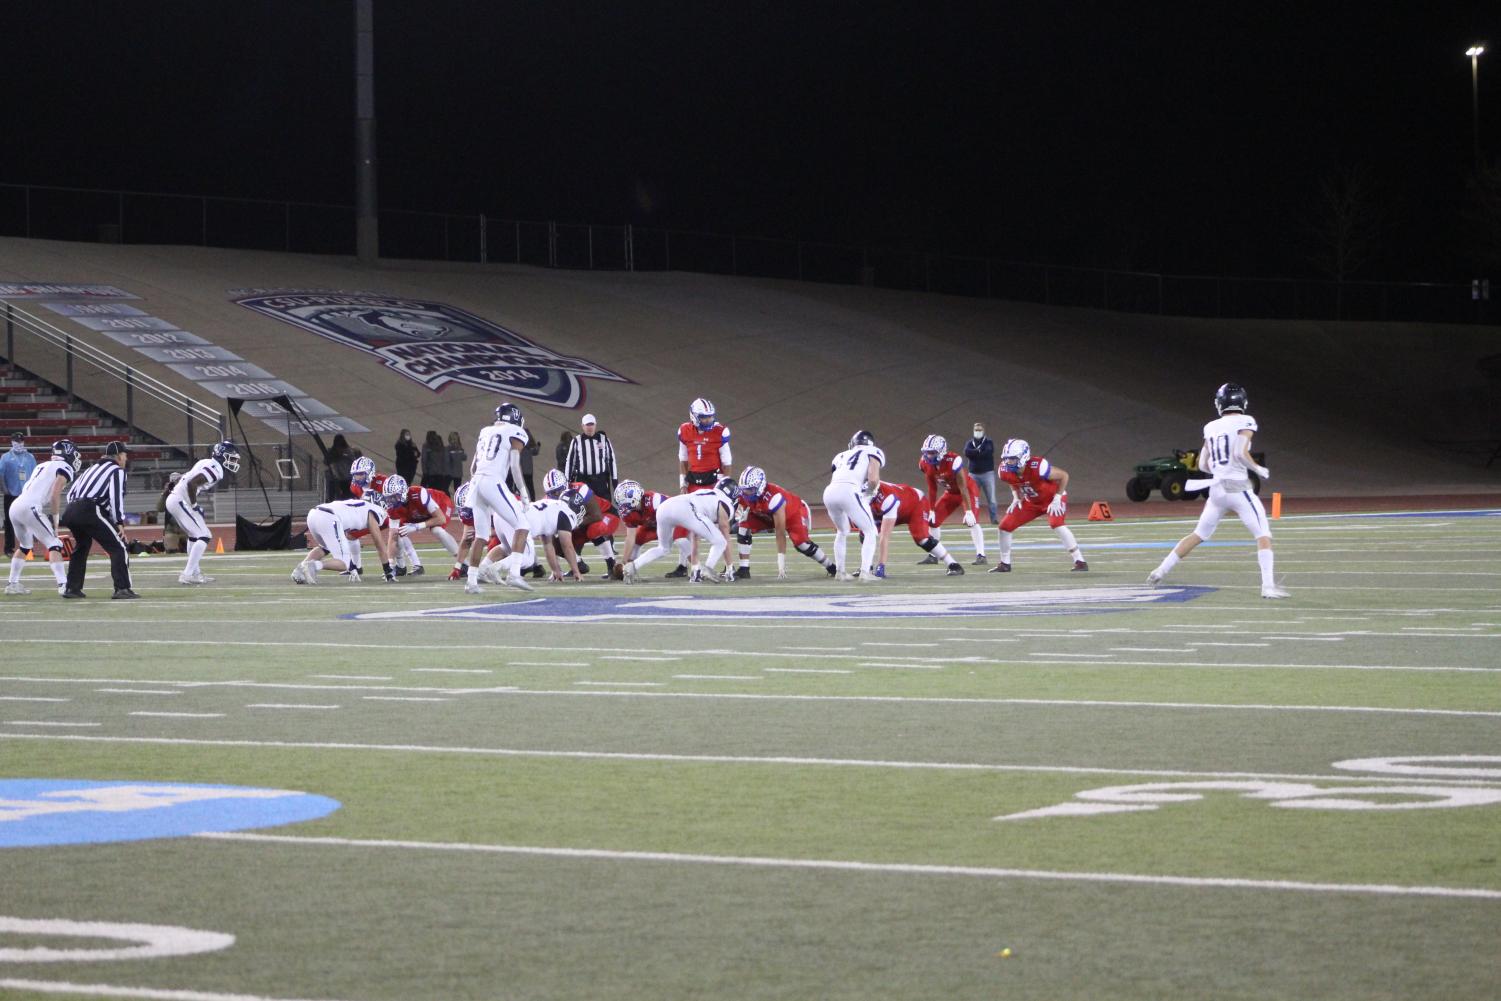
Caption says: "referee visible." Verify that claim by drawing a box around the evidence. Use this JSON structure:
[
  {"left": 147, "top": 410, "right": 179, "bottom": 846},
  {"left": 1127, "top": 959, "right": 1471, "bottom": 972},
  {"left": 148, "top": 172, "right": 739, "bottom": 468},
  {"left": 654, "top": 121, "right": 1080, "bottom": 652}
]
[
  {"left": 59, "top": 441, "right": 138, "bottom": 599},
  {"left": 564, "top": 413, "right": 618, "bottom": 502}
]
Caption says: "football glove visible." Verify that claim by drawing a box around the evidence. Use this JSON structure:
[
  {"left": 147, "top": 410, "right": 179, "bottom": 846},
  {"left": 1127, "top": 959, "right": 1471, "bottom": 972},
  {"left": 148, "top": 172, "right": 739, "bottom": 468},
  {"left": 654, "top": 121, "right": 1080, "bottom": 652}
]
[
  {"left": 398, "top": 524, "right": 418, "bottom": 537},
  {"left": 1047, "top": 493, "right": 1067, "bottom": 517},
  {"left": 962, "top": 510, "right": 977, "bottom": 527},
  {"left": 1254, "top": 464, "right": 1271, "bottom": 480}
]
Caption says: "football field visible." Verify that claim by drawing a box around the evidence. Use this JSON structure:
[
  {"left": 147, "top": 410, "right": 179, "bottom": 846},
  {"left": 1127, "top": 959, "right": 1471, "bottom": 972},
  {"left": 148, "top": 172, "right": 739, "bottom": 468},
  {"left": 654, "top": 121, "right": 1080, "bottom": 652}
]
[{"left": 2, "top": 508, "right": 1499, "bottom": 1001}]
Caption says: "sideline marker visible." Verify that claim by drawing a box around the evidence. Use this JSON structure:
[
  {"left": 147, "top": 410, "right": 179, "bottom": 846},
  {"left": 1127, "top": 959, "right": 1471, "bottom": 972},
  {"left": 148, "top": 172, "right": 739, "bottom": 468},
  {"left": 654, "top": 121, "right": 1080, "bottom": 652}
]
[
  {"left": 214, "top": 537, "right": 225, "bottom": 554},
  {"left": 23, "top": 548, "right": 33, "bottom": 561},
  {"left": 1087, "top": 501, "right": 1113, "bottom": 521},
  {"left": 1271, "top": 492, "right": 1282, "bottom": 519}
]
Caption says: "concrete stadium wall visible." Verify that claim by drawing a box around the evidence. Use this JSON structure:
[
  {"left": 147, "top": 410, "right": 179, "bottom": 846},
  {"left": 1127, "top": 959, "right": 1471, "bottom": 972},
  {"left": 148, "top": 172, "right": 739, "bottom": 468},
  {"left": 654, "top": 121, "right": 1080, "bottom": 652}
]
[{"left": 1, "top": 236, "right": 1496, "bottom": 504}]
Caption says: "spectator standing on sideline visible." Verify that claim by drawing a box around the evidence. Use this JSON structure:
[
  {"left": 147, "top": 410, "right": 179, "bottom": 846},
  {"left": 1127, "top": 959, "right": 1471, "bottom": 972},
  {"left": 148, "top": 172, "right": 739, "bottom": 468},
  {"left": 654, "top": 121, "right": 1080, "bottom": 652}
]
[
  {"left": 555, "top": 431, "right": 574, "bottom": 477},
  {"left": 60, "top": 441, "right": 137, "bottom": 599},
  {"left": 394, "top": 429, "right": 419, "bottom": 483},
  {"left": 445, "top": 431, "right": 468, "bottom": 495},
  {"left": 420, "top": 430, "right": 446, "bottom": 488},
  {"left": 565, "top": 413, "right": 619, "bottom": 501},
  {"left": 1, "top": 432, "right": 37, "bottom": 557},
  {"left": 326, "top": 434, "right": 354, "bottom": 500},
  {"left": 964, "top": 422, "right": 999, "bottom": 524}
]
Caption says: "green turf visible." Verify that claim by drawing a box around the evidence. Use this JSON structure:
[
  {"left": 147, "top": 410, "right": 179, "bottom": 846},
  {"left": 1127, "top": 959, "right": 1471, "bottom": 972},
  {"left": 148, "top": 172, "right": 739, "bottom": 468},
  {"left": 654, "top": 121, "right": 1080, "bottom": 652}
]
[{"left": 1, "top": 509, "right": 1498, "bottom": 1001}]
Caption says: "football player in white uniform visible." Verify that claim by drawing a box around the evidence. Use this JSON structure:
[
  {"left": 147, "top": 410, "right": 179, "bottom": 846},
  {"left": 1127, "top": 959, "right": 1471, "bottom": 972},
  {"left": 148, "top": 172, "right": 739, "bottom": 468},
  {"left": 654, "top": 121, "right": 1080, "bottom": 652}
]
[
  {"left": 293, "top": 496, "right": 394, "bottom": 584},
  {"left": 166, "top": 440, "right": 239, "bottom": 585},
  {"left": 1148, "top": 383, "right": 1286, "bottom": 598},
  {"left": 5, "top": 439, "right": 79, "bottom": 595},
  {"left": 823, "top": 430, "right": 885, "bottom": 582},
  {"left": 622, "top": 477, "right": 738, "bottom": 583},
  {"left": 464, "top": 403, "right": 533, "bottom": 592},
  {"left": 480, "top": 491, "right": 587, "bottom": 588}
]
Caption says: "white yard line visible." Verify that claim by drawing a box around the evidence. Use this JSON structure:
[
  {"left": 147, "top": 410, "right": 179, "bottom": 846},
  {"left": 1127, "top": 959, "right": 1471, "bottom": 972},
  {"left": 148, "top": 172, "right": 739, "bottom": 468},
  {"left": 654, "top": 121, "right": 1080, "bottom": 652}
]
[
  {"left": 245, "top": 704, "right": 339, "bottom": 711},
  {"left": 1026, "top": 653, "right": 1115, "bottom": 659},
  {"left": 196, "top": 831, "right": 1501, "bottom": 901},
  {"left": 361, "top": 696, "right": 452, "bottom": 703},
  {"left": 1194, "top": 642, "right": 1270, "bottom": 648},
  {"left": 310, "top": 674, "right": 392, "bottom": 681},
  {"left": 0, "top": 977, "right": 357, "bottom": 1001},
  {"left": 4, "top": 720, "right": 98, "bottom": 727},
  {"left": 411, "top": 668, "right": 492, "bottom": 674},
  {"left": 129, "top": 712, "right": 225, "bottom": 719},
  {"left": 95, "top": 688, "right": 181, "bottom": 695},
  {"left": 673, "top": 674, "right": 761, "bottom": 680},
  {"left": 0, "top": 696, "right": 68, "bottom": 702},
  {"left": 1109, "top": 647, "right": 1188, "bottom": 653},
  {"left": 599, "top": 655, "right": 682, "bottom": 662},
  {"left": 763, "top": 667, "right": 852, "bottom": 675},
  {"left": 10, "top": 731, "right": 1501, "bottom": 785},
  {"left": 856, "top": 662, "right": 946, "bottom": 670},
  {"left": 505, "top": 661, "right": 588, "bottom": 667}
]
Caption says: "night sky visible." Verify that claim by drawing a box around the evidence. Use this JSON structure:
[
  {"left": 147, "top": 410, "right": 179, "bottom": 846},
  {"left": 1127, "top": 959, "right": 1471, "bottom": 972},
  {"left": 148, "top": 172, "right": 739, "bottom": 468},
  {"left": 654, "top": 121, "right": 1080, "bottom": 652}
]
[{"left": 7, "top": 2, "right": 1497, "bottom": 280}]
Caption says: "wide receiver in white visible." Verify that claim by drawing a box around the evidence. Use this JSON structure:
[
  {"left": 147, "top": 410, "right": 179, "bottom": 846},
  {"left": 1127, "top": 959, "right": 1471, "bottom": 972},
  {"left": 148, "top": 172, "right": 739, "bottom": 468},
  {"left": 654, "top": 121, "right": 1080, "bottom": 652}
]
[
  {"left": 1147, "top": 382, "right": 1287, "bottom": 598},
  {"left": 464, "top": 402, "right": 533, "bottom": 593},
  {"left": 823, "top": 429, "right": 885, "bottom": 582},
  {"left": 622, "top": 476, "right": 739, "bottom": 583},
  {"left": 5, "top": 439, "right": 79, "bottom": 595},
  {"left": 166, "top": 440, "right": 239, "bottom": 585}
]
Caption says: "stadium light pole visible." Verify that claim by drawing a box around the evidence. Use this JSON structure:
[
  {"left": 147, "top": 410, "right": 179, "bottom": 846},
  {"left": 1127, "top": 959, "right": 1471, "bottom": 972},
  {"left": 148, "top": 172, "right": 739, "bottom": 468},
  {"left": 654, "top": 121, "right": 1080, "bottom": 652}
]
[
  {"left": 355, "top": 0, "right": 379, "bottom": 262},
  {"left": 1467, "top": 43, "right": 1486, "bottom": 171}
]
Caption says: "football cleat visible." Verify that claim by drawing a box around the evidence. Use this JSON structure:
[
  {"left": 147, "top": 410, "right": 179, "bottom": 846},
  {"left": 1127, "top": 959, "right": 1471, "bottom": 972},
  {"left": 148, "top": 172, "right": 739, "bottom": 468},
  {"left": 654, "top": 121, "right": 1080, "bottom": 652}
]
[
  {"left": 408, "top": 566, "right": 425, "bottom": 577},
  {"left": 825, "top": 563, "right": 837, "bottom": 576},
  {"left": 494, "top": 403, "right": 523, "bottom": 426},
  {"left": 542, "top": 468, "right": 569, "bottom": 498},
  {"left": 999, "top": 438, "right": 1031, "bottom": 474},
  {"left": 946, "top": 563, "right": 965, "bottom": 575},
  {"left": 689, "top": 397, "right": 716, "bottom": 429},
  {"left": 111, "top": 589, "right": 140, "bottom": 600},
  {"left": 916, "top": 553, "right": 940, "bottom": 565},
  {"left": 1146, "top": 570, "right": 1163, "bottom": 585},
  {"left": 872, "top": 563, "right": 886, "bottom": 579},
  {"left": 62, "top": 588, "right": 87, "bottom": 599},
  {"left": 664, "top": 564, "right": 689, "bottom": 579},
  {"left": 211, "top": 440, "right": 241, "bottom": 474},
  {"left": 859, "top": 569, "right": 882, "bottom": 583},
  {"left": 988, "top": 562, "right": 1012, "bottom": 573},
  {"left": 463, "top": 581, "right": 482, "bottom": 595},
  {"left": 1072, "top": 560, "right": 1089, "bottom": 572},
  {"left": 921, "top": 434, "right": 947, "bottom": 462},
  {"left": 688, "top": 568, "right": 705, "bottom": 583},
  {"left": 290, "top": 562, "right": 308, "bottom": 585},
  {"left": 394, "top": 565, "right": 408, "bottom": 577},
  {"left": 1261, "top": 586, "right": 1291, "bottom": 599},
  {"left": 734, "top": 566, "right": 750, "bottom": 580},
  {"left": 4, "top": 582, "right": 31, "bottom": 595},
  {"left": 720, "top": 569, "right": 737, "bottom": 583},
  {"left": 1215, "top": 382, "right": 1249, "bottom": 415},
  {"left": 971, "top": 554, "right": 988, "bottom": 565},
  {"left": 737, "top": 466, "right": 766, "bottom": 502},
  {"left": 504, "top": 572, "right": 534, "bottom": 592},
  {"left": 177, "top": 572, "right": 214, "bottom": 585}
]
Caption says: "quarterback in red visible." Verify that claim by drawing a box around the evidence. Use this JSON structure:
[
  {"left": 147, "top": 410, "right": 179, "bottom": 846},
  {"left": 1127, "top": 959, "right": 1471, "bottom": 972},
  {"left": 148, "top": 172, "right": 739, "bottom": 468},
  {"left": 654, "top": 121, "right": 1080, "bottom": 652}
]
[
  {"left": 733, "top": 467, "right": 836, "bottom": 579},
  {"left": 869, "top": 481, "right": 965, "bottom": 577},
  {"left": 991, "top": 438, "right": 1087, "bottom": 573},
  {"left": 678, "top": 397, "right": 732, "bottom": 490},
  {"left": 917, "top": 435, "right": 987, "bottom": 566}
]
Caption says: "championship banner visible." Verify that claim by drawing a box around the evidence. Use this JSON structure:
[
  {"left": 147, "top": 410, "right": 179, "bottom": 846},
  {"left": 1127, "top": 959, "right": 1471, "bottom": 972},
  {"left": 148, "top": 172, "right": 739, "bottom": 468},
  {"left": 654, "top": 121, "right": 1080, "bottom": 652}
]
[{"left": 231, "top": 289, "right": 631, "bottom": 409}]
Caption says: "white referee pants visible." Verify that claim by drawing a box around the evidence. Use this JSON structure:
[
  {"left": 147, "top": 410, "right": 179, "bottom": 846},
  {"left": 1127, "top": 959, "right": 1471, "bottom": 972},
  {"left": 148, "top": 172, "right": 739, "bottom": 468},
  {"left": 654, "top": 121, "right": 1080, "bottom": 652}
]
[{"left": 822, "top": 482, "right": 878, "bottom": 577}]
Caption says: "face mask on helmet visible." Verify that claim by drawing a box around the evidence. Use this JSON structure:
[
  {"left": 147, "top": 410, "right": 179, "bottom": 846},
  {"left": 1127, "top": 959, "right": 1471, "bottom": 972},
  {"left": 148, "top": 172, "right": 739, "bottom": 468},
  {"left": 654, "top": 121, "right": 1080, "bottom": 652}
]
[
  {"left": 690, "top": 398, "right": 716, "bottom": 430},
  {"left": 921, "top": 434, "right": 947, "bottom": 462},
  {"left": 737, "top": 466, "right": 766, "bottom": 502},
  {"left": 542, "top": 469, "right": 568, "bottom": 497},
  {"left": 613, "top": 480, "right": 643, "bottom": 511},
  {"left": 1000, "top": 438, "right": 1030, "bottom": 472},
  {"left": 350, "top": 456, "right": 376, "bottom": 486},
  {"left": 382, "top": 474, "right": 409, "bottom": 500}
]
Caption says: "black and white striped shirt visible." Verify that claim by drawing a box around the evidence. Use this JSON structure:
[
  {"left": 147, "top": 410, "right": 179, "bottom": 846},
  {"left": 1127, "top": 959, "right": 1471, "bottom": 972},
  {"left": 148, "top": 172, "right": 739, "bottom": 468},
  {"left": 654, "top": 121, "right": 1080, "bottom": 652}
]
[
  {"left": 67, "top": 460, "right": 127, "bottom": 522},
  {"left": 565, "top": 431, "right": 618, "bottom": 483}
]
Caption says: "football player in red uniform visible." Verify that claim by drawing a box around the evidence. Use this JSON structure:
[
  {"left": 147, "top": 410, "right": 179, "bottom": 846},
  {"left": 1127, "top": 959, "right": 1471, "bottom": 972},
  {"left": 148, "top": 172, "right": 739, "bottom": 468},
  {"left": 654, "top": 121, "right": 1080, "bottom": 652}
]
[
  {"left": 678, "top": 397, "right": 733, "bottom": 490},
  {"left": 384, "top": 477, "right": 460, "bottom": 577},
  {"left": 733, "top": 467, "right": 836, "bottom": 579},
  {"left": 990, "top": 438, "right": 1087, "bottom": 573},
  {"left": 612, "top": 480, "right": 691, "bottom": 577},
  {"left": 542, "top": 469, "right": 621, "bottom": 578},
  {"left": 918, "top": 435, "right": 987, "bottom": 566},
  {"left": 869, "top": 481, "right": 965, "bottom": 578}
]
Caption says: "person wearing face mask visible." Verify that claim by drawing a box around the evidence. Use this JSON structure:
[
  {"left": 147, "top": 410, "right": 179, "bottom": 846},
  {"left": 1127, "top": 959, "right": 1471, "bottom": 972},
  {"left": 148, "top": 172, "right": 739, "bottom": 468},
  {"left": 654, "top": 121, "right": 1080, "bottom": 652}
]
[
  {"left": 1, "top": 432, "right": 37, "bottom": 558},
  {"left": 964, "top": 422, "right": 999, "bottom": 525},
  {"left": 394, "top": 429, "right": 420, "bottom": 484}
]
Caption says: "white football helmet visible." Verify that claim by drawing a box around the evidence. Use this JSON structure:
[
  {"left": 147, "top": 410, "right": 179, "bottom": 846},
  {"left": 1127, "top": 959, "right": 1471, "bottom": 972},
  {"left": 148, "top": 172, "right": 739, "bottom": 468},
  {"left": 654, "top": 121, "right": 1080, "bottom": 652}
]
[
  {"left": 921, "top": 434, "right": 947, "bottom": 462},
  {"left": 689, "top": 397, "right": 716, "bottom": 430},
  {"left": 737, "top": 466, "right": 767, "bottom": 502},
  {"left": 454, "top": 482, "right": 472, "bottom": 512},
  {"left": 382, "top": 474, "right": 409, "bottom": 501},
  {"left": 613, "top": 479, "right": 644, "bottom": 511},
  {"left": 350, "top": 456, "right": 376, "bottom": 487},
  {"left": 1000, "top": 438, "right": 1031, "bottom": 473},
  {"left": 542, "top": 468, "right": 569, "bottom": 498}
]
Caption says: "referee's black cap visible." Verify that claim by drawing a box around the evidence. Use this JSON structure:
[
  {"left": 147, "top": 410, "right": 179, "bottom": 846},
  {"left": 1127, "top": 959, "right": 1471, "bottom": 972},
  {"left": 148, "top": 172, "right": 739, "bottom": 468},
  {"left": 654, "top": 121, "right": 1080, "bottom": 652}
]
[{"left": 104, "top": 441, "right": 131, "bottom": 457}]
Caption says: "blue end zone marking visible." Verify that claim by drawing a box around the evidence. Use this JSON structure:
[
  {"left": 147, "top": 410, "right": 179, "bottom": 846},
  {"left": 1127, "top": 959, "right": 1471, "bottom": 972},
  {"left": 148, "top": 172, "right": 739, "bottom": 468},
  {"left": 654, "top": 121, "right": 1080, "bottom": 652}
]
[
  {"left": 346, "top": 585, "right": 1216, "bottom": 622},
  {"left": 0, "top": 779, "right": 341, "bottom": 848}
]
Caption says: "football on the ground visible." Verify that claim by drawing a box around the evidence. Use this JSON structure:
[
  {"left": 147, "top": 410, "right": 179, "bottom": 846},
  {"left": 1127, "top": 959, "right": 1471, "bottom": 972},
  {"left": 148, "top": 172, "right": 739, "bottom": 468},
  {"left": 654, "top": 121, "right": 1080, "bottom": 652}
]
[{"left": 610, "top": 563, "right": 625, "bottom": 580}]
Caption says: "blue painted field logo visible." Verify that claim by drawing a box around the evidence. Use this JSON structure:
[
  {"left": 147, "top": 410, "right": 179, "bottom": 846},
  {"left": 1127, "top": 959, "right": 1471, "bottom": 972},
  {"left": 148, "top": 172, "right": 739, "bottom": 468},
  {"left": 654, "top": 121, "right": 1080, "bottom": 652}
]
[
  {"left": 0, "top": 780, "right": 340, "bottom": 848},
  {"left": 231, "top": 288, "right": 631, "bottom": 408},
  {"left": 349, "top": 585, "right": 1213, "bottom": 622}
]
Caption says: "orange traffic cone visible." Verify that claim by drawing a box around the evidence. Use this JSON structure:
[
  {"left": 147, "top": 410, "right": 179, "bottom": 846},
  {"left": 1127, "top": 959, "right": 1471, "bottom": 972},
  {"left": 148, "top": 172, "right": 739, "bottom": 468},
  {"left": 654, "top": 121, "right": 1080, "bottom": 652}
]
[
  {"left": 23, "top": 548, "right": 34, "bottom": 561},
  {"left": 214, "top": 537, "right": 225, "bottom": 554},
  {"left": 1087, "top": 501, "right": 1113, "bottom": 522}
]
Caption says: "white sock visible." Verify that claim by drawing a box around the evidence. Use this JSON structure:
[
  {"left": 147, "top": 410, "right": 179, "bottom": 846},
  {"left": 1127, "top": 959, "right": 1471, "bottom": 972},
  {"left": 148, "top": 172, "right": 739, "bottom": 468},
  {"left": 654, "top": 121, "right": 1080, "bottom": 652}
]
[
  {"left": 969, "top": 523, "right": 985, "bottom": 556},
  {"left": 674, "top": 538, "right": 691, "bottom": 566},
  {"left": 930, "top": 542, "right": 952, "bottom": 563},
  {"left": 432, "top": 526, "right": 460, "bottom": 557},
  {"left": 1257, "top": 548, "right": 1275, "bottom": 588},
  {"left": 50, "top": 558, "right": 66, "bottom": 584},
  {"left": 1054, "top": 525, "right": 1080, "bottom": 561},
  {"left": 467, "top": 564, "right": 479, "bottom": 584},
  {"left": 400, "top": 536, "right": 421, "bottom": 568},
  {"left": 7, "top": 555, "right": 23, "bottom": 584},
  {"left": 998, "top": 530, "right": 1013, "bottom": 564},
  {"left": 596, "top": 539, "right": 615, "bottom": 560},
  {"left": 1155, "top": 551, "right": 1181, "bottom": 578},
  {"left": 186, "top": 538, "right": 207, "bottom": 575}
]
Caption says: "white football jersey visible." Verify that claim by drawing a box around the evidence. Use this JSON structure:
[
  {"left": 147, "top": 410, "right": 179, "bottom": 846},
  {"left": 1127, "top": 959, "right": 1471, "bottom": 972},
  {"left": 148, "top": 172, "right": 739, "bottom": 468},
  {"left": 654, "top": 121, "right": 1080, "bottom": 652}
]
[
  {"left": 1201, "top": 413, "right": 1259, "bottom": 483},
  {"left": 664, "top": 489, "right": 735, "bottom": 525},
  {"left": 319, "top": 498, "right": 389, "bottom": 534},
  {"left": 168, "top": 457, "right": 225, "bottom": 506},
  {"left": 525, "top": 497, "right": 582, "bottom": 540},
  {"left": 829, "top": 445, "right": 886, "bottom": 486},
  {"left": 472, "top": 422, "right": 529, "bottom": 478},
  {"left": 17, "top": 458, "right": 75, "bottom": 511}
]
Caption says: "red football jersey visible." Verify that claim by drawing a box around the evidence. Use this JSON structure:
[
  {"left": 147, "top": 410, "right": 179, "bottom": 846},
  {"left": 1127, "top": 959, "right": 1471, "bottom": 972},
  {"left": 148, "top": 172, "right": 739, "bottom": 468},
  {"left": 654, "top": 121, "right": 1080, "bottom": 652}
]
[
  {"left": 919, "top": 451, "right": 976, "bottom": 498},
  {"left": 871, "top": 482, "right": 928, "bottom": 524},
  {"left": 678, "top": 422, "right": 731, "bottom": 475},
  {"left": 394, "top": 486, "right": 452, "bottom": 523},
  {"left": 741, "top": 483, "right": 801, "bottom": 524},
  {"left": 622, "top": 490, "right": 668, "bottom": 530},
  {"left": 999, "top": 456, "right": 1059, "bottom": 505}
]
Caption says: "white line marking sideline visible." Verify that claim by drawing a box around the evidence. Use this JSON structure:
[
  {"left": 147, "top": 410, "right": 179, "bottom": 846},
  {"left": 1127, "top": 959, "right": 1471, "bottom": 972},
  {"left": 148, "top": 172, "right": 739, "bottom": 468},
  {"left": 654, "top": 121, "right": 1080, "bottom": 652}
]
[{"left": 196, "top": 831, "right": 1501, "bottom": 901}]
